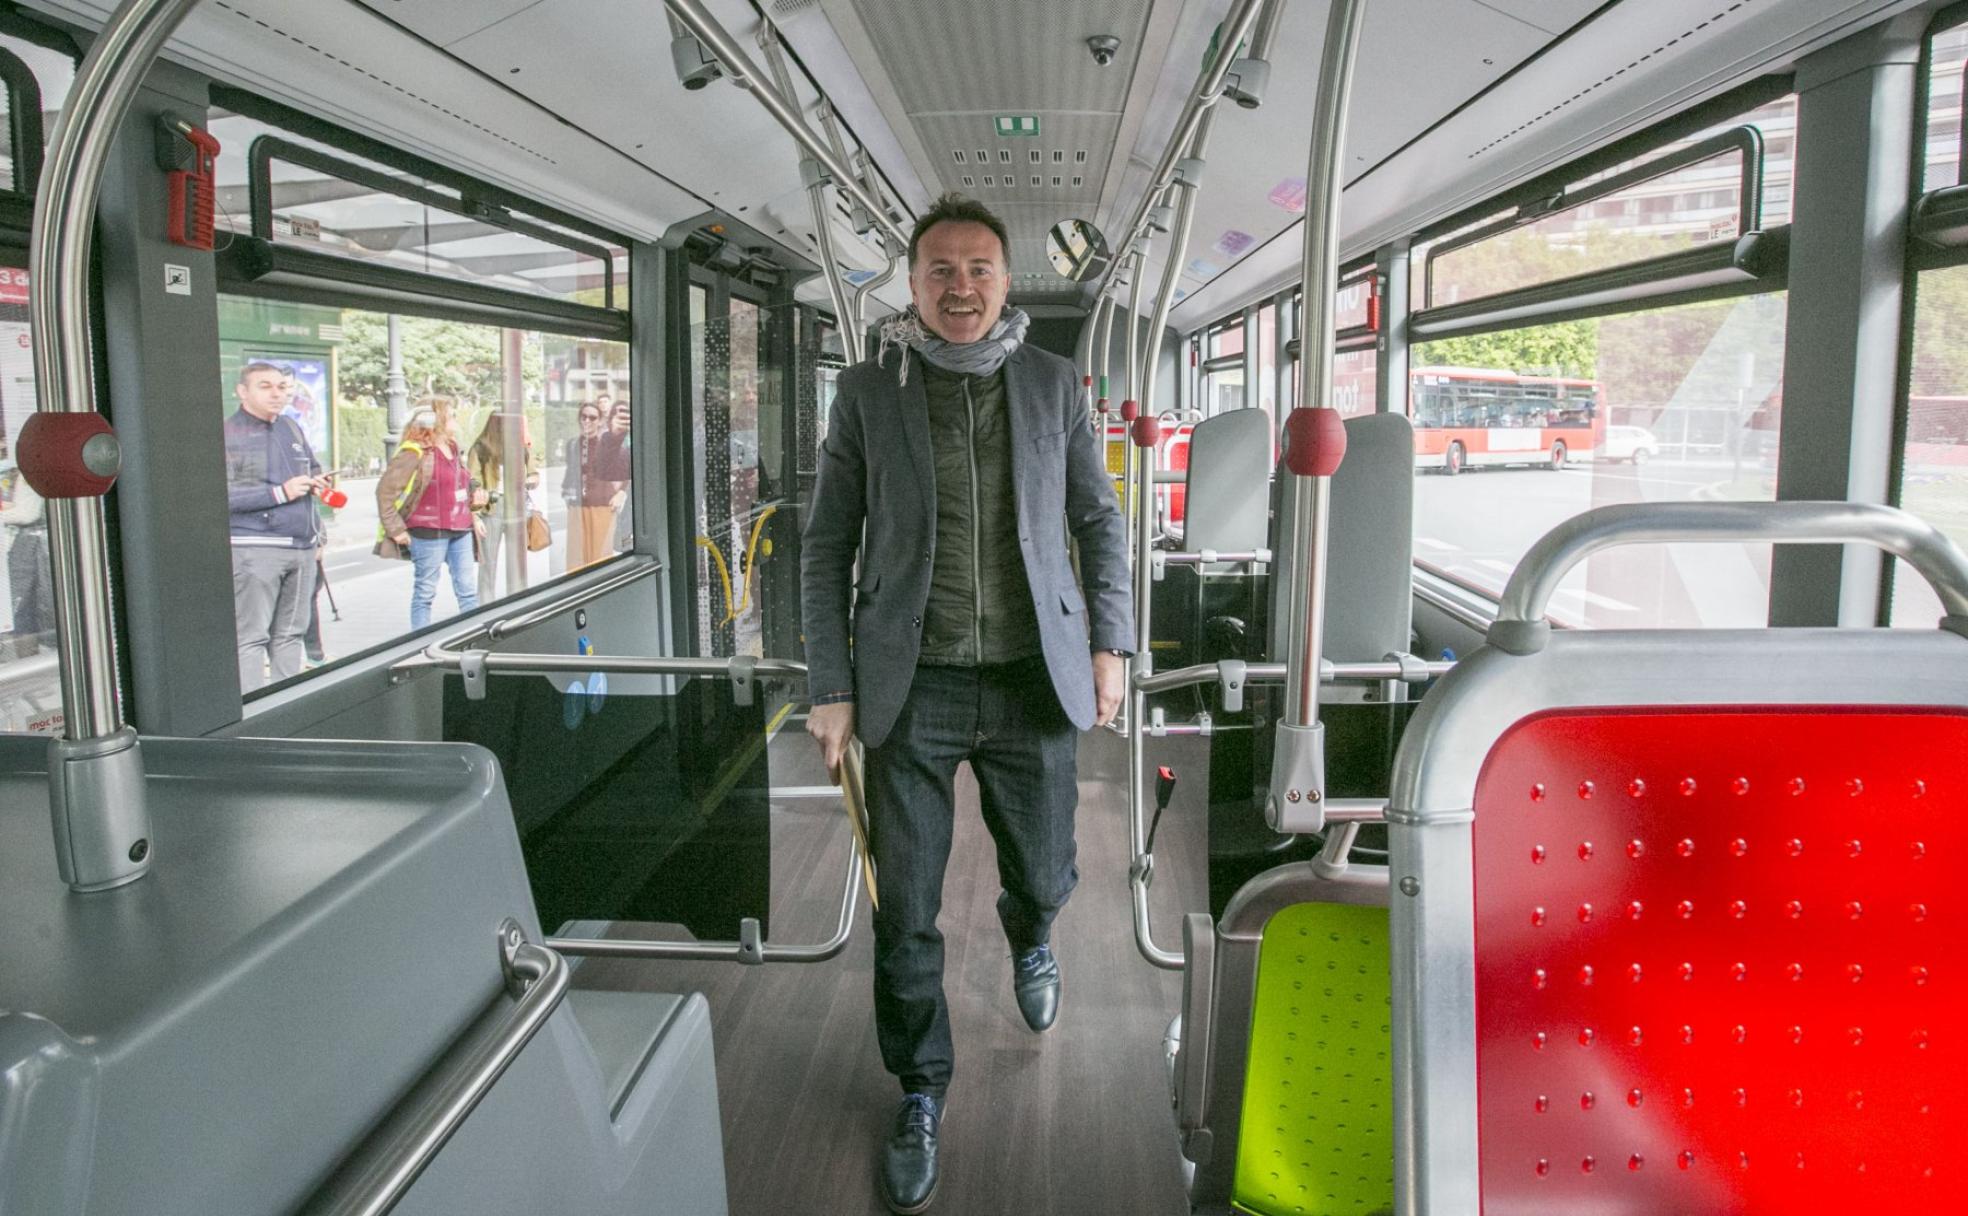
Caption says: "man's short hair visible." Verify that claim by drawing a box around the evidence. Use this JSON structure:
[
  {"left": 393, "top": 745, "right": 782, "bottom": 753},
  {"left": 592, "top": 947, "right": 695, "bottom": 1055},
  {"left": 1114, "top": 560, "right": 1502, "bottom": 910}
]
[
  {"left": 908, "top": 192, "right": 1011, "bottom": 271},
  {"left": 237, "top": 360, "right": 283, "bottom": 387}
]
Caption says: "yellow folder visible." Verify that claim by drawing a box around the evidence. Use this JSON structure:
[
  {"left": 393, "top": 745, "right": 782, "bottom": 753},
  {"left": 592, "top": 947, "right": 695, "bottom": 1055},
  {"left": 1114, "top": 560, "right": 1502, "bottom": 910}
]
[{"left": 837, "top": 740, "right": 879, "bottom": 911}]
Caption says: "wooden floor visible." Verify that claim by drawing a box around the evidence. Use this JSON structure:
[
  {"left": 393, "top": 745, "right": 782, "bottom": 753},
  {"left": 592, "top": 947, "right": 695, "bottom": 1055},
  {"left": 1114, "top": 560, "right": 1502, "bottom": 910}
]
[{"left": 576, "top": 720, "right": 1214, "bottom": 1215}]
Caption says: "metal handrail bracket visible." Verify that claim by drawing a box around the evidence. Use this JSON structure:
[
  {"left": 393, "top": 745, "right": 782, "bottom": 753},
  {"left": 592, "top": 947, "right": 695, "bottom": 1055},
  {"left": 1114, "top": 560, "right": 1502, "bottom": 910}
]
[
  {"left": 300, "top": 920, "right": 569, "bottom": 1216},
  {"left": 391, "top": 558, "right": 661, "bottom": 680}
]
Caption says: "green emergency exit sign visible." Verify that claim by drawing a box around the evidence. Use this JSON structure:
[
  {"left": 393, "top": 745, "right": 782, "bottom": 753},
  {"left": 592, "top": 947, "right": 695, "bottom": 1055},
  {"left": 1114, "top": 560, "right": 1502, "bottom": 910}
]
[{"left": 994, "top": 115, "right": 1040, "bottom": 138}]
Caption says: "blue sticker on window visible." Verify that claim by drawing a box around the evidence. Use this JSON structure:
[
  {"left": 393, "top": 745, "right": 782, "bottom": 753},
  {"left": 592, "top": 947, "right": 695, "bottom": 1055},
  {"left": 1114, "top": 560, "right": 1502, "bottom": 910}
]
[
  {"left": 578, "top": 635, "right": 594, "bottom": 656},
  {"left": 564, "top": 679, "right": 587, "bottom": 729}
]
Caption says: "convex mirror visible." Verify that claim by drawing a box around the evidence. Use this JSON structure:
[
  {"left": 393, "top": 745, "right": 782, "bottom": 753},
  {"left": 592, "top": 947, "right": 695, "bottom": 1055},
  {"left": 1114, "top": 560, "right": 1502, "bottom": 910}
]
[{"left": 1045, "top": 219, "right": 1111, "bottom": 281}]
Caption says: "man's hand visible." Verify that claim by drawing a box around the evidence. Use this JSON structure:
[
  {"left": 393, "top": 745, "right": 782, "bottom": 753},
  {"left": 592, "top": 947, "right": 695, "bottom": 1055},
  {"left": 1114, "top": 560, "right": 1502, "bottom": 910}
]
[
  {"left": 807, "top": 701, "right": 856, "bottom": 781},
  {"left": 390, "top": 531, "right": 411, "bottom": 547},
  {"left": 1092, "top": 651, "right": 1126, "bottom": 726},
  {"left": 280, "top": 474, "right": 315, "bottom": 501}
]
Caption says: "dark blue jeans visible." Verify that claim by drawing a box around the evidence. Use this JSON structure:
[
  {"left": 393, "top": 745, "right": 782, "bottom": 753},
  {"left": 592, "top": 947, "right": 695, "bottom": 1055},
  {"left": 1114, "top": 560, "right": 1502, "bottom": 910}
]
[{"left": 864, "top": 656, "right": 1081, "bottom": 1101}]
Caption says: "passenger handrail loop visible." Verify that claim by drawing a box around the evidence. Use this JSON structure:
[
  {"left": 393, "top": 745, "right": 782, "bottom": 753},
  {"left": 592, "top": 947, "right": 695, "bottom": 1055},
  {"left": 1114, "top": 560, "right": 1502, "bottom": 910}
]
[
  {"left": 1490, "top": 501, "right": 1968, "bottom": 653},
  {"left": 300, "top": 921, "right": 570, "bottom": 1216},
  {"left": 31, "top": 0, "right": 204, "bottom": 891}
]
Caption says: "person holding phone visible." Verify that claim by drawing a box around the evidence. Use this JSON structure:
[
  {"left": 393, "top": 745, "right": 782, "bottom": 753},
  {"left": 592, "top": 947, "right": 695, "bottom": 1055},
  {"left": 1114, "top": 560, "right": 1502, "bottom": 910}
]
[{"left": 225, "top": 360, "right": 330, "bottom": 691}]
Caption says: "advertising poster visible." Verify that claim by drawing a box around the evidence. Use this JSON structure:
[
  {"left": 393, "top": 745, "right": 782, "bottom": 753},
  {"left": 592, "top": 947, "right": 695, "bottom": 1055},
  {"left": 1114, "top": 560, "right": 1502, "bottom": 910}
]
[{"left": 247, "top": 352, "right": 331, "bottom": 461}]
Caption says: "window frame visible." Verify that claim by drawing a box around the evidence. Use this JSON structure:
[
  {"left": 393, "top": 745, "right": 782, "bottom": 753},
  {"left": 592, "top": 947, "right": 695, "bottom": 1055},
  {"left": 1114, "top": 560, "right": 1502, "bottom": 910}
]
[{"left": 209, "top": 92, "right": 642, "bottom": 701}]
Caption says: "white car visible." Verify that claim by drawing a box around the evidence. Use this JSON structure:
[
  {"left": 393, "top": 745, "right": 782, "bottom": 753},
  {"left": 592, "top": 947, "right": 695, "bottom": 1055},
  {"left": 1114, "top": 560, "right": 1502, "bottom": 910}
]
[{"left": 1602, "top": 425, "right": 1659, "bottom": 464}]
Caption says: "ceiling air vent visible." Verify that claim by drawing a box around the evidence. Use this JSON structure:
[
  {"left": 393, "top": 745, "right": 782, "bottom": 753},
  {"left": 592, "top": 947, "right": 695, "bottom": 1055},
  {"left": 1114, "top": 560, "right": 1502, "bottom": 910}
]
[
  {"left": 954, "top": 150, "right": 968, "bottom": 163},
  {"left": 1052, "top": 150, "right": 1063, "bottom": 163},
  {"left": 1071, "top": 176, "right": 1084, "bottom": 188},
  {"left": 998, "top": 149, "right": 1011, "bottom": 163},
  {"left": 1074, "top": 150, "right": 1087, "bottom": 163},
  {"left": 962, "top": 174, "right": 975, "bottom": 187},
  {"left": 1029, "top": 149, "right": 1041, "bottom": 164},
  {"left": 1469, "top": 0, "right": 1760, "bottom": 160}
]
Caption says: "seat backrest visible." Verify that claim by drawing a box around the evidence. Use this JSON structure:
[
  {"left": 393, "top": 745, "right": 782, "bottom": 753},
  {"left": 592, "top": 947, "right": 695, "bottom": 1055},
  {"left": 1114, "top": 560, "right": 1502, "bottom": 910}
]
[
  {"left": 1387, "top": 573, "right": 1968, "bottom": 1212},
  {"left": 1182, "top": 408, "right": 1272, "bottom": 554},
  {"left": 1269, "top": 413, "right": 1414, "bottom": 664},
  {"left": 1233, "top": 899, "right": 1394, "bottom": 1216},
  {"left": 1466, "top": 706, "right": 1967, "bottom": 1212},
  {"left": 1177, "top": 860, "right": 1392, "bottom": 1215}
]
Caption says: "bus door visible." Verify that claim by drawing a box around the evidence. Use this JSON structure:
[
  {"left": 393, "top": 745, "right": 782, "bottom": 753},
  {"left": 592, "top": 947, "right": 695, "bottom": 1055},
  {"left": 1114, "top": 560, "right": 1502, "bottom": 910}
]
[{"left": 679, "top": 262, "right": 800, "bottom": 663}]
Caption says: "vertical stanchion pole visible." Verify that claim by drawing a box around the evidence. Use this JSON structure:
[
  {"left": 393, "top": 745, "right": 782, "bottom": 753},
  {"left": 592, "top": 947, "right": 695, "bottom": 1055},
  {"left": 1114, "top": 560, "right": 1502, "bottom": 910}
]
[
  {"left": 1268, "top": 0, "right": 1367, "bottom": 834},
  {"left": 31, "top": 0, "right": 206, "bottom": 891}
]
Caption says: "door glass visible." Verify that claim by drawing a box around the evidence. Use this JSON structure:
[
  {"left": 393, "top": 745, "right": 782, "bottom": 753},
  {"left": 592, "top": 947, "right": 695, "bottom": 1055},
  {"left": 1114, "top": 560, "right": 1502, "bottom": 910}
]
[{"left": 692, "top": 288, "right": 775, "bottom": 658}]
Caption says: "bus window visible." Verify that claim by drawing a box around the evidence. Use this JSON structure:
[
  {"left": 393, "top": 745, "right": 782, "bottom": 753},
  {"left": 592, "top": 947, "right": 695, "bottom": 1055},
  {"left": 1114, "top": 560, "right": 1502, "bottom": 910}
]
[
  {"left": 217, "top": 296, "right": 633, "bottom": 692},
  {"left": 1893, "top": 263, "right": 1968, "bottom": 626},
  {"left": 1411, "top": 291, "right": 1788, "bottom": 630}
]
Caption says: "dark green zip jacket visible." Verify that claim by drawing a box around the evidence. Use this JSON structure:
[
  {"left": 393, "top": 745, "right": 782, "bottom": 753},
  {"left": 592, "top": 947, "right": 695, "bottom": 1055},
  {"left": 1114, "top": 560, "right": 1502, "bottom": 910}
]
[{"left": 917, "top": 362, "right": 1040, "bottom": 665}]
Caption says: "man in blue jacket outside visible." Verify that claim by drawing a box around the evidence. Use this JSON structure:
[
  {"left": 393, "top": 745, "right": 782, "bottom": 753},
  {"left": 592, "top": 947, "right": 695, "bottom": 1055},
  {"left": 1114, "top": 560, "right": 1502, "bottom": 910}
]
[{"left": 225, "top": 361, "right": 328, "bottom": 691}]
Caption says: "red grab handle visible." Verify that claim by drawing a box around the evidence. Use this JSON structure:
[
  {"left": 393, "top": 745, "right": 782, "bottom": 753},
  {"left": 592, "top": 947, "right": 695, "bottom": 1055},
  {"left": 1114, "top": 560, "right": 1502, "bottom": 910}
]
[
  {"left": 19, "top": 412, "right": 119, "bottom": 497},
  {"left": 1282, "top": 407, "right": 1346, "bottom": 477}
]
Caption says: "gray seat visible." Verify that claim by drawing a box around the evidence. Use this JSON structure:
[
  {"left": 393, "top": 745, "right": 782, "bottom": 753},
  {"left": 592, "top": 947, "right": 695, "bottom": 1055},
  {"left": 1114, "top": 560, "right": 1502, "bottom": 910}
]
[
  {"left": 1179, "top": 408, "right": 1274, "bottom": 554},
  {"left": 1169, "top": 851, "right": 1393, "bottom": 1216},
  {"left": 0, "top": 735, "right": 728, "bottom": 1216},
  {"left": 1269, "top": 413, "right": 1414, "bottom": 674}
]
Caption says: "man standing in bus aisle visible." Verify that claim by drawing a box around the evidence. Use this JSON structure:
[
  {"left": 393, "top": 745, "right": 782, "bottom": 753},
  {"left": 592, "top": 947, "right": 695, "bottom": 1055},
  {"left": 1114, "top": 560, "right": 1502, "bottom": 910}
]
[
  {"left": 801, "top": 193, "right": 1132, "bottom": 1214},
  {"left": 225, "top": 360, "right": 330, "bottom": 692}
]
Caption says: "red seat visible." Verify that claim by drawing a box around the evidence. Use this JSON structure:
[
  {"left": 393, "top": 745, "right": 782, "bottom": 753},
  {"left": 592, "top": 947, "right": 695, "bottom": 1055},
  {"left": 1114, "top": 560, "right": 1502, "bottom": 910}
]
[{"left": 1470, "top": 707, "right": 1968, "bottom": 1213}]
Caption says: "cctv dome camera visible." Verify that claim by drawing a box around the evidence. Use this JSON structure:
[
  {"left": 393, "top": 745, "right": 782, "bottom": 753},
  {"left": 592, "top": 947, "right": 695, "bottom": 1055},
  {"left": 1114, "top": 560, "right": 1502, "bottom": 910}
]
[
  {"left": 671, "top": 34, "right": 724, "bottom": 91},
  {"left": 1087, "top": 35, "right": 1120, "bottom": 68}
]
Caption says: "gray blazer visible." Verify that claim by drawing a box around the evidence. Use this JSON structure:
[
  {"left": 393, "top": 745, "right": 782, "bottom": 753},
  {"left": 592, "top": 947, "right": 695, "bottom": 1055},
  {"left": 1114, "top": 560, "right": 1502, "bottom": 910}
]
[{"left": 801, "top": 344, "right": 1133, "bottom": 748}]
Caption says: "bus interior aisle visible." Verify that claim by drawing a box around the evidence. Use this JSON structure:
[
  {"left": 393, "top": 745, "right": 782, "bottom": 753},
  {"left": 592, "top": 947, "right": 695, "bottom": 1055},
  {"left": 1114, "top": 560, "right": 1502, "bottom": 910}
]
[{"left": 573, "top": 723, "right": 1208, "bottom": 1215}]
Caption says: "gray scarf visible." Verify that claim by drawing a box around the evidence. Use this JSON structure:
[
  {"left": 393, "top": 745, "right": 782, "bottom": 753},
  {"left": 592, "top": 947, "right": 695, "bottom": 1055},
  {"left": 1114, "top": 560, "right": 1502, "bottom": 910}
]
[{"left": 876, "top": 305, "right": 1031, "bottom": 385}]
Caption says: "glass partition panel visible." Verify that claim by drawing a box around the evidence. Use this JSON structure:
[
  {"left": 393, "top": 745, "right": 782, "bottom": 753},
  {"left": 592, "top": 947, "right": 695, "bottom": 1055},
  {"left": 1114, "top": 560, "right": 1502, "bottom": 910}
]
[{"left": 445, "top": 671, "right": 775, "bottom": 940}]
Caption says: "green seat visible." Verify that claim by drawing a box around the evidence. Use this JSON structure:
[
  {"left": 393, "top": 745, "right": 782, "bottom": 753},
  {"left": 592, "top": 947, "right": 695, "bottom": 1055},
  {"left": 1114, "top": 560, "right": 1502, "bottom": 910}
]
[{"left": 1231, "top": 901, "right": 1394, "bottom": 1216}]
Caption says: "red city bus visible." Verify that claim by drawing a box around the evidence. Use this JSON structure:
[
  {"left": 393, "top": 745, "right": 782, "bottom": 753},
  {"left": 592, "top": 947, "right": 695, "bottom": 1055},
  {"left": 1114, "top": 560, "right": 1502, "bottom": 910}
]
[{"left": 1409, "top": 365, "right": 1605, "bottom": 474}]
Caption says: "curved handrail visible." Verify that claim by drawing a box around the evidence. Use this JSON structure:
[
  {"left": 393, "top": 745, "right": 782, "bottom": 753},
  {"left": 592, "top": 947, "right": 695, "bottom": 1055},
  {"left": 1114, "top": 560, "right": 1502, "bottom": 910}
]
[
  {"left": 485, "top": 557, "right": 661, "bottom": 641},
  {"left": 1493, "top": 502, "right": 1968, "bottom": 650},
  {"left": 302, "top": 928, "right": 569, "bottom": 1216}
]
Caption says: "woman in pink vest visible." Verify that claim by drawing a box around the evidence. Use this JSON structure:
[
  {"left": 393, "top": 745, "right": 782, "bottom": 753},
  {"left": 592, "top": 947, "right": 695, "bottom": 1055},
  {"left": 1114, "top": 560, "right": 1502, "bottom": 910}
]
[{"left": 377, "top": 397, "right": 485, "bottom": 629}]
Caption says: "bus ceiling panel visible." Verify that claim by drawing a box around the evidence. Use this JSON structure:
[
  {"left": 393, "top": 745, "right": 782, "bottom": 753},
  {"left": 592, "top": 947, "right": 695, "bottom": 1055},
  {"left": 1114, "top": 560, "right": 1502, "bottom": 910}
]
[
  {"left": 1165, "top": 0, "right": 1911, "bottom": 331},
  {"left": 1161, "top": 0, "right": 1551, "bottom": 331},
  {"left": 807, "top": 0, "right": 1160, "bottom": 241},
  {"left": 348, "top": 0, "right": 546, "bottom": 49},
  {"left": 442, "top": 0, "right": 826, "bottom": 247},
  {"left": 24, "top": 0, "right": 699, "bottom": 243},
  {"left": 1467, "top": 0, "right": 1610, "bottom": 36},
  {"left": 771, "top": 0, "right": 936, "bottom": 214}
]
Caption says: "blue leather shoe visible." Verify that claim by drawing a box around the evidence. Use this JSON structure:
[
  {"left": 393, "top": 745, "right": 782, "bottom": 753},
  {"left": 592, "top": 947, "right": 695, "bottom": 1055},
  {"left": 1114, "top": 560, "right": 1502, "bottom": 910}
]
[
  {"left": 1013, "top": 944, "right": 1060, "bottom": 1032},
  {"left": 879, "top": 1093, "right": 940, "bottom": 1214}
]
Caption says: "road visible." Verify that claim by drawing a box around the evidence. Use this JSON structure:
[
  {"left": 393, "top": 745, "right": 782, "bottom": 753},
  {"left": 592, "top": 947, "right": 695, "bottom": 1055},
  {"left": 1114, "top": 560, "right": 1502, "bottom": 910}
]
[{"left": 1413, "top": 458, "right": 1777, "bottom": 629}]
